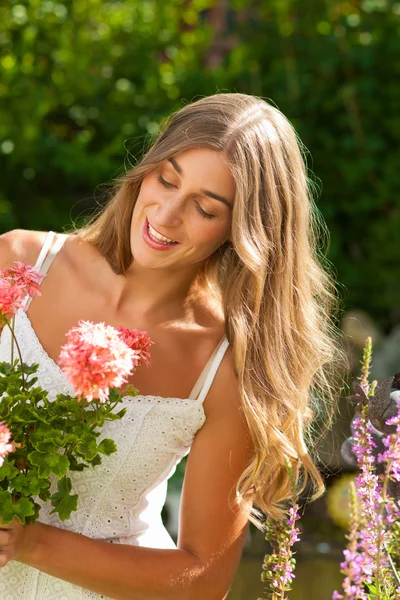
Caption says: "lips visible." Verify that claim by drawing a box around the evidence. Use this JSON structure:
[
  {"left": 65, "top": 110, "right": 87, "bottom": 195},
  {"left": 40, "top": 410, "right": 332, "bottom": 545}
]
[
  {"left": 147, "top": 220, "right": 177, "bottom": 244},
  {"left": 142, "top": 218, "right": 180, "bottom": 251}
]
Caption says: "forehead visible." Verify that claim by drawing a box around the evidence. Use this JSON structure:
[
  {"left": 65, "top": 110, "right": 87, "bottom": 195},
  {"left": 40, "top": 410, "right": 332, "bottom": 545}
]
[{"left": 166, "top": 148, "right": 236, "bottom": 198}]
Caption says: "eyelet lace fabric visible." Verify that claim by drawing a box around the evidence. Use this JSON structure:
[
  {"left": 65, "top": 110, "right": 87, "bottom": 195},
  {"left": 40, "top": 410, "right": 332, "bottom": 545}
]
[{"left": 0, "top": 310, "right": 207, "bottom": 599}]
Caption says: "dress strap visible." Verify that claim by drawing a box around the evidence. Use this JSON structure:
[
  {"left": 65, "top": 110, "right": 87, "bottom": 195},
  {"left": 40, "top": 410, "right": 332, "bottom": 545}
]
[
  {"left": 188, "top": 336, "right": 229, "bottom": 403},
  {"left": 23, "top": 231, "right": 69, "bottom": 310},
  {"left": 33, "top": 230, "right": 57, "bottom": 273},
  {"left": 39, "top": 232, "right": 69, "bottom": 277}
]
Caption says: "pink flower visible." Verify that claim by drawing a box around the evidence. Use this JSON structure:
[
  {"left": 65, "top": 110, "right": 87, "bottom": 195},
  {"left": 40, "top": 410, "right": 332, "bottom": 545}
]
[
  {"left": 57, "top": 320, "right": 139, "bottom": 403},
  {"left": 261, "top": 499, "right": 301, "bottom": 594},
  {"left": 0, "top": 277, "right": 26, "bottom": 320},
  {"left": 0, "top": 262, "right": 44, "bottom": 321},
  {"left": 378, "top": 397, "right": 400, "bottom": 482},
  {"left": 2, "top": 262, "right": 44, "bottom": 298},
  {"left": 116, "top": 326, "right": 153, "bottom": 367},
  {"left": 0, "top": 422, "right": 13, "bottom": 468}
]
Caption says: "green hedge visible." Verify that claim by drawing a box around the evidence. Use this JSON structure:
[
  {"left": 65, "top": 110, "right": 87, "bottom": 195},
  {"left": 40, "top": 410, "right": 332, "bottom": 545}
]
[{"left": 1, "top": 0, "right": 399, "bottom": 329}]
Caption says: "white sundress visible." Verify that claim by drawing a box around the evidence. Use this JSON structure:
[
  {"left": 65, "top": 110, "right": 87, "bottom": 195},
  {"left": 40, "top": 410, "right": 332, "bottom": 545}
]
[{"left": 0, "top": 230, "right": 230, "bottom": 599}]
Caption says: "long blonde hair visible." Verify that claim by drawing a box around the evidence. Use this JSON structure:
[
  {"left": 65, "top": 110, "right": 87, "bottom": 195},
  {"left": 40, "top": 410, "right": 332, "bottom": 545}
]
[{"left": 68, "top": 93, "right": 349, "bottom": 529}]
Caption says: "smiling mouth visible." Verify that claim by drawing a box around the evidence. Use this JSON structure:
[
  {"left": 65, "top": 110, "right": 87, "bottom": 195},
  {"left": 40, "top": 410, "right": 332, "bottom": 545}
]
[{"left": 147, "top": 220, "right": 178, "bottom": 245}]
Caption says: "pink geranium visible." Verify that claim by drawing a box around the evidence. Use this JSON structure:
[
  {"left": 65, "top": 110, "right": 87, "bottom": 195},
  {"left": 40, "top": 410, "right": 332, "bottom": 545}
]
[
  {"left": 0, "top": 422, "right": 13, "bottom": 468},
  {"left": 0, "top": 262, "right": 44, "bottom": 321},
  {"left": 0, "top": 277, "right": 26, "bottom": 320},
  {"left": 58, "top": 320, "right": 142, "bottom": 403},
  {"left": 2, "top": 262, "right": 44, "bottom": 298},
  {"left": 116, "top": 326, "right": 153, "bottom": 367}
]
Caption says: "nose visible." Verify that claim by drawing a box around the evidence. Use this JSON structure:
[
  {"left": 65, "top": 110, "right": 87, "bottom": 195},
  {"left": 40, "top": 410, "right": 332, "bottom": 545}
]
[{"left": 153, "top": 194, "right": 184, "bottom": 227}]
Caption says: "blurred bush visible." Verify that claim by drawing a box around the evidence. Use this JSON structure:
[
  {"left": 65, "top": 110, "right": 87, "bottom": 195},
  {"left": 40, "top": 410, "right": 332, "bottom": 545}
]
[
  {"left": 0, "top": 0, "right": 399, "bottom": 331},
  {"left": 0, "top": 0, "right": 217, "bottom": 228}
]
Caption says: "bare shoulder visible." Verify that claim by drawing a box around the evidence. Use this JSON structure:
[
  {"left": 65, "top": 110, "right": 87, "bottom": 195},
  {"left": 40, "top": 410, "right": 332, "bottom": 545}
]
[
  {"left": 0, "top": 229, "right": 48, "bottom": 270},
  {"left": 202, "top": 343, "right": 242, "bottom": 419},
  {"left": 198, "top": 341, "right": 254, "bottom": 480}
]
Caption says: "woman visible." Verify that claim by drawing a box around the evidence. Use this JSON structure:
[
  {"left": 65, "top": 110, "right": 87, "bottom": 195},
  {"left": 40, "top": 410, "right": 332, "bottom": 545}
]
[{"left": 0, "top": 92, "right": 347, "bottom": 599}]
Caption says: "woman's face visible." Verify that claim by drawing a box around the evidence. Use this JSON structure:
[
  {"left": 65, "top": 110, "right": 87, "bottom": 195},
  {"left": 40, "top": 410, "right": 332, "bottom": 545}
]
[{"left": 130, "top": 147, "right": 236, "bottom": 271}]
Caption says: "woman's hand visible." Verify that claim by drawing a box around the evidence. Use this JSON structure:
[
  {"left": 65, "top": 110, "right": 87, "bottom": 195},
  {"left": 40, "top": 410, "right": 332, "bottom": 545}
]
[{"left": 0, "top": 517, "right": 39, "bottom": 568}]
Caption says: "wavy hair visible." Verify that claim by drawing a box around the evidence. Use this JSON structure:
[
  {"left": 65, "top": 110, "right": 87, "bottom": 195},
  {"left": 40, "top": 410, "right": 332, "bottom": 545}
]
[{"left": 68, "top": 93, "right": 349, "bottom": 529}]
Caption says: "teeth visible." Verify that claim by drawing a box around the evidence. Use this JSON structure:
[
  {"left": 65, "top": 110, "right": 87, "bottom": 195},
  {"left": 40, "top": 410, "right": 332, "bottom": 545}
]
[{"left": 148, "top": 222, "right": 177, "bottom": 244}]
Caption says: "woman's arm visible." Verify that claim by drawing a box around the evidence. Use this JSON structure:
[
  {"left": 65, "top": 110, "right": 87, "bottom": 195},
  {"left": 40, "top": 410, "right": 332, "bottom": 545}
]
[
  {"left": 19, "top": 523, "right": 205, "bottom": 600},
  {"left": 1, "top": 348, "right": 252, "bottom": 600}
]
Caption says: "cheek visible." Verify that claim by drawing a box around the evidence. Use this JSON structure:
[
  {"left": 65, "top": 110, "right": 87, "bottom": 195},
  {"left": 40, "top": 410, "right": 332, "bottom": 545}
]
[{"left": 191, "top": 220, "right": 229, "bottom": 250}]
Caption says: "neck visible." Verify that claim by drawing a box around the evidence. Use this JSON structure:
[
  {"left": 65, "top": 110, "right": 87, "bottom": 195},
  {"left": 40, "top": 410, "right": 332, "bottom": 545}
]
[{"left": 108, "top": 261, "right": 206, "bottom": 324}]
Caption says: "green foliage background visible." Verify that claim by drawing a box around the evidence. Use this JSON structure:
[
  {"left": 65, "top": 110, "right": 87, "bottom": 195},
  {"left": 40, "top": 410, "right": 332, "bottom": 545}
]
[{"left": 0, "top": 0, "right": 399, "bottom": 330}]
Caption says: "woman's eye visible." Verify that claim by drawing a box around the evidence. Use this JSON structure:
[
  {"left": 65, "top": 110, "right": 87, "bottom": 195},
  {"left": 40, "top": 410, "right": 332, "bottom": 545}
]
[
  {"left": 158, "top": 174, "right": 215, "bottom": 219},
  {"left": 195, "top": 203, "right": 215, "bottom": 220},
  {"left": 158, "top": 175, "right": 174, "bottom": 189}
]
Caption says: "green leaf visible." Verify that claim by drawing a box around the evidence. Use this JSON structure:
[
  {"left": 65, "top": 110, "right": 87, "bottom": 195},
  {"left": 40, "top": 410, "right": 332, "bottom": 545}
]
[
  {"left": 34, "top": 440, "right": 58, "bottom": 453},
  {"left": 97, "top": 438, "right": 117, "bottom": 456},
  {"left": 0, "top": 492, "right": 35, "bottom": 525},
  {"left": 9, "top": 406, "right": 37, "bottom": 423},
  {"left": 28, "top": 450, "right": 70, "bottom": 479},
  {"left": 0, "top": 362, "right": 15, "bottom": 375},
  {"left": 30, "top": 388, "right": 50, "bottom": 404},
  {"left": 38, "top": 487, "right": 51, "bottom": 502},
  {"left": 11, "top": 497, "right": 36, "bottom": 524},
  {"left": 26, "top": 501, "right": 42, "bottom": 525},
  {"left": 17, "top": 363, "right": 40, "bottom": 377},
  {"left": 12, "top": 470, "right": 50, "bottom": 496},
  {"left": 0, "top": 459, "right": 20, "bottom": 483},
  {"left": 109, "top": 388, "right": 121, "bottom": 403},
  {"left": 63, "top": 433, "right": 80, "bottom": 446},
  {"left": 105, "top": 407, "right": 127, "bottom": 421},
  {"left": 76, "top": 434, "right": 98, "bottom": 460},
  {"left": 72, "top": 424, "right": 91, "bottom": 437},
  {"left": 28, "top": 422, "right": 53, "bottom": 438},
  {"left": 24, "top": 376, "right": 39, "bottom": 389},
  {"left": 36, "top": 430, "right": 64, "bottom": 444},
  {"left": 0, "top": 491, "right": 17, "bottom": 524},
  {"left": 6, "top": 386, "right": 25, "bottom": 396},
  {"left": 67, "top": 454, "right": 87, "bottom": 471},
  {"left": 49, "top": 476, "right": 78, "bottom": 521},
  {"left": 87, "top": 454, "right": 102, "bottom": 467}
]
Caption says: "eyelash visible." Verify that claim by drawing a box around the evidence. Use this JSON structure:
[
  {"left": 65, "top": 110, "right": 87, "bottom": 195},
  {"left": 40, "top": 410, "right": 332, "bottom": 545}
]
[{"left": 157, "top": 175, "right": 215, "bottom": 220}]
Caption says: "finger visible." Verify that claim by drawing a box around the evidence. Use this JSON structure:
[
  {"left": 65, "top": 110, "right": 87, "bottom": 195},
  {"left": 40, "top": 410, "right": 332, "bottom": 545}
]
[
  {"left": 0, "top": 531, "right": 10, "bottom": 545},
  {"left": 0, "top": 553, "right": 8, "bottom": 568}
]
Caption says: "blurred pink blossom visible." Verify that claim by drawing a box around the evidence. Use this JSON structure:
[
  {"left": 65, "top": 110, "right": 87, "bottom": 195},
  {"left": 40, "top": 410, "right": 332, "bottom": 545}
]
[
  {"left": 0, "top": 422, "right": 13, "bottom": 467},
  {"left": 2, "top": 262, "right": 44, "bottom": 298},
  {"left": 116, "top": 326, "right": 152, "bottom": 367},
  {"left": 0, "top": 278, "right": 26, "bottom": 320},
  {"left": 58, "top": 320, "right": 143, "bottom": 403},
  {"left": 0, "top": 262, "right": 44, "bottom": 321}
]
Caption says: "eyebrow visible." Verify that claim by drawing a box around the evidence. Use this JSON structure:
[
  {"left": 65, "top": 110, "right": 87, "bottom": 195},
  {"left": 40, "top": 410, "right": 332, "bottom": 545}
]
[{"left": 167, "top": 157, "right": 233, "bottom": 209}]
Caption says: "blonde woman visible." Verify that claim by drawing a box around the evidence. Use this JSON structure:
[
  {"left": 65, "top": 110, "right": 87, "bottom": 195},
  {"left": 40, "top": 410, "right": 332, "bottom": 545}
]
[{"left": 0, "top": 93, "right": 346, "bottom": 599}]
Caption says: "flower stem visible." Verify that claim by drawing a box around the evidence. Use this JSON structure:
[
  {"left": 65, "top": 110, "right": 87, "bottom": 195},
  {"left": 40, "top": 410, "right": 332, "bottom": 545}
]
[
  {"left": 78, "top": 399, "right": 85, "bottom": 424},
  {"left": 6, "top": 317, "right": 26, "bottom": 389},
  {"left": 384, "top": 540, "right": 400, "bottom": 586},
  {"left": 358, "top": 337, "right": 373, "bottom": 391},
  {"left": 10, "top": 315, "right": 15, "bottom": 364},
  {"left": 375, "top": 460, "right": 391, "bottom": 598}
]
